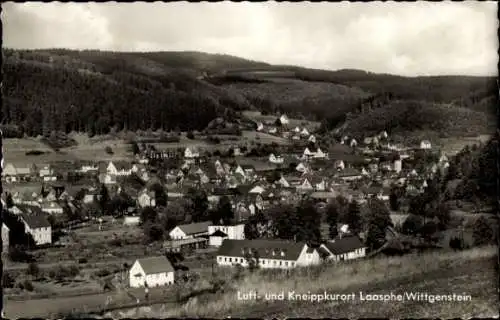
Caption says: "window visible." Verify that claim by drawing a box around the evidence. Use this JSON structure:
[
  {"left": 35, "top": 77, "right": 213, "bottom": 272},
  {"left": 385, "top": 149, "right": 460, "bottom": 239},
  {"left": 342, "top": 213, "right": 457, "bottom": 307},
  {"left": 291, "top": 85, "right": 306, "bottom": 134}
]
[
  {"left": 273, "top": 260, "right": 277, "bottom": 266},
  {"left": 291, "top": 262, "right": 295, "bottom": 267},
  {"left": 279, "top": 261, "right": 282, "bottom": 266},
  {"left": 225, "top": 257, "right": 228, "bottom": 262},
  {"left": 285, "top": 261, "right": 288, "bottom": 266},
  {"left": 229, "top": 258, "right": 233, "bottom": 263}
]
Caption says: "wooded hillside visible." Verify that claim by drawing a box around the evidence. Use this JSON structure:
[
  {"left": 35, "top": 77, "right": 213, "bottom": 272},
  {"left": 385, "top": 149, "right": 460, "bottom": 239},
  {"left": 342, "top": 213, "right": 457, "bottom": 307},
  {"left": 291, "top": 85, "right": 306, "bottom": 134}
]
[{"left": 2, "top": 48, "right": 496, "bottom": 138}]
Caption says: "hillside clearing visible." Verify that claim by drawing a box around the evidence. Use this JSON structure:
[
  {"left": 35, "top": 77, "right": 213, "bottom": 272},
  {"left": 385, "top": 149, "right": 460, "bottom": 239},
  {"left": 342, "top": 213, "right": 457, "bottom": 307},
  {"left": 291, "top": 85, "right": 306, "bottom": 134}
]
[{"left": 243, "top": 111, "right": 321, "bottom": 131}]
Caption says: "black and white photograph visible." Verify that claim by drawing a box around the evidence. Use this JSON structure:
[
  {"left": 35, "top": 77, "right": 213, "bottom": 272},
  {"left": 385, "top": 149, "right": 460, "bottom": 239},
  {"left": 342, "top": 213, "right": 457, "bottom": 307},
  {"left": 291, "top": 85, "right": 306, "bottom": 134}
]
[{"left": 1, "top": 1, "right": 498, "bottom": 318}]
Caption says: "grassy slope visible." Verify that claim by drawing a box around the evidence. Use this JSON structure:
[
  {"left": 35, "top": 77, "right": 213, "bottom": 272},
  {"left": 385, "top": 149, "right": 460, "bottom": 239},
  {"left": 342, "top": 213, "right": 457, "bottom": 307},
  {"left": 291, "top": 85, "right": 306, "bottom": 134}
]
[{"left": 150, "top": 246, "right": 496, "bottom": 318}]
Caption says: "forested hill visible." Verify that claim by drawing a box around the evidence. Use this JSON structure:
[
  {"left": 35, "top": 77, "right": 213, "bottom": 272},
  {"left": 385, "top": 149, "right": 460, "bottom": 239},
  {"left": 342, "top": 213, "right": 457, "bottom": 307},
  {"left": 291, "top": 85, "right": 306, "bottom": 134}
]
[{"left": 2, "top": 48, "right": 497, "bottom": 137}]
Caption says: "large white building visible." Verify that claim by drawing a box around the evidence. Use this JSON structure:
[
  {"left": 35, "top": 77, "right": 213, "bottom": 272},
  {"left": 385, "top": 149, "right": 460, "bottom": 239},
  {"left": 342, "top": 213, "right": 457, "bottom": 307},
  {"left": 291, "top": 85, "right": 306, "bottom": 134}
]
[
  {"left": 216, "top": 239, "right": 321, "bottom": 269},
  {"left": 169, "top": 221, "right": 211, "bottom": 240},
  {"left": 129, "top": 256, "right": 175, "bottom": 288}
]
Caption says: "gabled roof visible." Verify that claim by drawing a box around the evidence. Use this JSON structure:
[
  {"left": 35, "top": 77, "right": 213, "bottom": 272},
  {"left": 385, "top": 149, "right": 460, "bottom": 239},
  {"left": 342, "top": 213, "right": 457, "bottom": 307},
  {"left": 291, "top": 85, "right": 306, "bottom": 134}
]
[
  {"left": 210, "top": 230, "right": 228, "bottom": 237},
  {"left": 175, "top": 221, "right": 211, "bottom": 235},
  {"left": 323, "top": 236, "right": 365, "bottom": 255},
  {"left": 136, "top": 256, "right": 174, "bottom": 275},
  {"left": 19, "top": 212, "right": 51, "bottom": 229},
  {"left": 217, "top": 239, "right": 307, "bottom": 261}
]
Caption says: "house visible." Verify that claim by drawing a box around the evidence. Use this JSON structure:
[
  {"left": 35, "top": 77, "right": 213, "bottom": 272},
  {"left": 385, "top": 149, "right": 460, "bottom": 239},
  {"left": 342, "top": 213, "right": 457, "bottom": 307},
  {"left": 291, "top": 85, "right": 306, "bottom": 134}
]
[
  {"left": 296, "top": 178, "right": 313, "bottom": 191},
  {"left": 350, "top": 139, "right": 358, "bottom": 148},
  {"left": 303, "top": 147, "right": 314, "bottom": 158},
  {"left": 394, "top": 159, "right": 402, "bottom": 173},
  {"left": 256, "top": 122, "right": 264, "bottom": 131},
  {"left": 169, "top": 221, "right": 211, "bottom": 240},
  {"left": 216, "top": 239, "right": 321, "bottom": 269},
  {"left": 99, "top": 173, "right": 117, "bottom": 185},
  {"left": 137, "top": 188, "right": 156, "bottom": 208},
  {"left": 277, "top": 176, "right": 290, "bottom": 188},
  {"left": 308, "top": 135, "right": 317, "bottom": 143},
  {"left": 124, "top": 216, "right": 141, "bottom": 226},
  {"left": 268, "top": 127, "right": 278, "bottom": 134},
  {"left": 334, "top": 160, "right": 345, "bottom": 170},
  {"left": 269, "top": 154, "right": 284, "bottom": 164},
  {"left": 300, "top": 128, "right": 310, "bottom": 137},
  {"left": 184, "top": 147, "right": 200, "bottom": 159},
  {"left": 129, "top": 256, "right": 175, "bottom": 288},
  {"left": 19, "top": 213, "right": 52, "bottom": 245},
  {"left": 338, "top": 168, "right": 362, "bottom": 181},
  {"left": 249, "top": 185, "right": 266, "bottom": 195},
  {"left": 420, "top": 140, "right": 432, "bottom": 150},
  {"left": 379, "top": 131, "right": 388, "bottom": 140},
  {"left": 313, "top": 148, "right": 326, "bottom": 159},
  {"left": 209, "top": 230, "right": 228, "bottom": 247},
  {"left": 319, "top": 236, "right": 366, "bottom": 261},
  {"left": 2, "top": 223, "right": 9, "bottom": 254},
  {"left": 2, "top": 163, "right": 33, "bottom": 182},
  {"left": 79, "top": 163, "right": 99, "bottom": 173},
  {"left": 293, "top": 126, "right": 300, "bottom": 133},
  {"left": 278, "top": 114, "right": 289, "bottom": 126},
  {"left": 107, "top": 161, "right": 132, "bottom": 176},
  {"left": 41, "top": 201, "right": 64, "bottom": 215},
  {"left": 209, "top": 224, "right": 245, "bottom": 240}
]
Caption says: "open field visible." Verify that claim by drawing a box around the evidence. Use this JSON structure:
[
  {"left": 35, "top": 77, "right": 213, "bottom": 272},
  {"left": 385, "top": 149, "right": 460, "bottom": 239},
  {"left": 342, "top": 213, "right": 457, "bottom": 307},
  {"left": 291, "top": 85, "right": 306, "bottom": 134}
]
[
  {"left": 243, "top": 111, "right": 321, "bottom": 131},
  {"left": 146, "top": 245, "right": 497, "bottom": 318}
]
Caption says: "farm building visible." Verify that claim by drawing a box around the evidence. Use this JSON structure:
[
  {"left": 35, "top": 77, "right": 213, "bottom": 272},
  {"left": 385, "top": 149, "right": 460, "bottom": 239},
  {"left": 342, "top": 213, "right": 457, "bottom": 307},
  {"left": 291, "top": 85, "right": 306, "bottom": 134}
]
[
  {"left": 216, "top": 239, "right": 321, "bottom": 269},
  {"left": 318, "top": 236, "right": 367, "bottom": 262},
  {"left": 208, "top": 224, "right": 245, "bottom": 240},
  {"left": 169, "top": 221, "right": 211, "bottom": 240},
  {"left": 19, "top": 213, "right": 52, "bottom": 245},
  {"left": 209, "top": 230, "right": 228, "bottom": 247},
  {"left": 129, "top": 256, "right": 175, "bottom": 288}
]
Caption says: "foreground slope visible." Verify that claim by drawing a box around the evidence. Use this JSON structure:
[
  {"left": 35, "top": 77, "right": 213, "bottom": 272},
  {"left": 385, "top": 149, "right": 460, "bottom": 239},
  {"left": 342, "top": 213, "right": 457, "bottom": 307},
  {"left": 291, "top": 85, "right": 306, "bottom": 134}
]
[{"left": 135, "top": 246, "right": 496, "bottom": 318}]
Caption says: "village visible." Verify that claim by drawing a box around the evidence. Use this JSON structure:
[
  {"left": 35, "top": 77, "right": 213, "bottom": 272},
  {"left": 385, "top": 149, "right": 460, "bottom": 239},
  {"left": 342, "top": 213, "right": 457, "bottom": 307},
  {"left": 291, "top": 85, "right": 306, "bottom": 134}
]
[{"left": 0, "top": 112, "right": 470, "bottom": 317}]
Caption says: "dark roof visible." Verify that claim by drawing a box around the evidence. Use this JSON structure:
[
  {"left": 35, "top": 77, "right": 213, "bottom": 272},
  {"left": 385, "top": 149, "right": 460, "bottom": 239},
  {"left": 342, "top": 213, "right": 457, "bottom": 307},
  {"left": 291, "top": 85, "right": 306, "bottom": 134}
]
[
  {"left": 136, "top": 256, "right": 174, "bottom": 275},
  {"left": 322, "top": 236, "right": 365, "bottom": 255},
  {"left": 176, "top": 221, "right": 211, "bottom": 235},
  {"left": 19, "top": 213, "right": 51, "bottom": 228},
  {"left": 210, "top": 230, "right": 228, "bottom": 237},
  {"left": 217, "top": 239, "right": 307, "bottom": 261}
]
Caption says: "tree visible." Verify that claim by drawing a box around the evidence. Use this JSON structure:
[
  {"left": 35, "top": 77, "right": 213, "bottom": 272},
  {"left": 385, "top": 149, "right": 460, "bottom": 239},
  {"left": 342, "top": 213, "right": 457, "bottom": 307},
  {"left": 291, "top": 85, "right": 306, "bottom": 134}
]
[
  {"left": 211, "top": 196, "right": 235, "bottom": 225},
  {"left": 365, "top": 198, "right": 392, "bottom": 251},
  {"left": 143, "top": 222, "right": 164, "bottom": 243},
  {"left": 186, "top": 188, "right": 209, "bottom": 222},
  {"left": 244, "top": 212, "right": 269, "bottom": 240},
  {"left": 104, "top": 146, "right": 114, "bottom": 154},
  {"left": 473, "top": 216, "right": 494, "bottom": 246},
  {"left": 435, "top": 202, "right": 451, "bottom": 230},
  {"left": 401, "top": 214, "right": 424, "bottom": 235},
  {"left": 389, "top": 187, "right": 401, "bottom": 211},
  {"left": 346, "top": 201, "right": 362, "bottom": 235},
  {"left": 151, "top": 183, "right": 168, "bottom": 207},
  {"left": 26, "top": 262, "right": 40, "bottom": 278},
  {"left": 6, "top": 193, "right": 14, "bottom": 208},
  {"left": 98, "top": 184, "right": 110, "bottom": 212},
  {"left": 130, "top": 141, "right": 140, "bottom": 155},
  {"left": 140, "top": 206, "right": 158, "bottom": 225},
  {"left": 295, "top": 199, "right": 322, "bottom": 245},
  {"left": 325, "top": 201, "right": 339, "bottom": 239}
]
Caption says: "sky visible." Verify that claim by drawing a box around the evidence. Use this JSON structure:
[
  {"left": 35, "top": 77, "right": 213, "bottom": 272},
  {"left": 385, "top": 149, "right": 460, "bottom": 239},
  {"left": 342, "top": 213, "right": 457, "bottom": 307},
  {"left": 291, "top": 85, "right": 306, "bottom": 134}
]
[{"left": 2, "top": 1, "right": 498, "bottom": 76}]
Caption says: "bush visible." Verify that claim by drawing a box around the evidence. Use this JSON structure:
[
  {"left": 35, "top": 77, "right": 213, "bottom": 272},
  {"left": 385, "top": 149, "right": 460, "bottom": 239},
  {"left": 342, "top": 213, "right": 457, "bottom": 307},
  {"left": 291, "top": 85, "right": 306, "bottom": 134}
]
[
  {"left": 186, "top": 131, "right": 195, "bottom": 140},
  {"left": 95, "top": 268, "right": 111, "bottom": 277},
  {"left": 25, "top": 150, "right": 46, "bottom": 156},
  {"left": 26, "top": 262, "right": 40, "bottom": 277},
  {"left": 23, "top": 280, "right": 34, "bottom": 291},
  {"left": 2, "top": 273, "right": 15, "bottom": 288},
  {"left": 78, "top": 258, "right": 88, "bottom": 264},
  {"left": 105, "top": 146, "right": 114, "bottom": 154}
]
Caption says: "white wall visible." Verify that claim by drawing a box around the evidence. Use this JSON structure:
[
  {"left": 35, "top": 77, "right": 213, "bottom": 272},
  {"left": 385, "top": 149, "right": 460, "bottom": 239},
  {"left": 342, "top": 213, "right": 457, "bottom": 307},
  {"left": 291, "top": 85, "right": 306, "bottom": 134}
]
[
  {"left": 209, "top": 236, "right": 226, "bottom": 247},
  {"left": 169, "top": 227, "right": 189, "bottom": 240},
  {"left": 25, "top": 224, "right": 52, "bottom": 245},
  {"left": 129, "top": 260, "right": 174, "bottom": 288},
  {"left": 209, "top": 224, "right": 245, "bottom": 240},
  {"left": 216, "top": 255, "right": 297, "bottom": 269},
  {"left": 296, "top": 245, "right": 321, "bottom": 267}
]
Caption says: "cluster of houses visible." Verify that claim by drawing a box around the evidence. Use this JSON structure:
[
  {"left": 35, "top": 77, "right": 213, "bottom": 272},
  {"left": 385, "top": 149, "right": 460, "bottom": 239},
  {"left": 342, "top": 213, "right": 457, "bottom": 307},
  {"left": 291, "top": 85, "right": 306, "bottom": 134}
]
[{"left": 2, "top": 118, "right": 451, "bottom": 289}]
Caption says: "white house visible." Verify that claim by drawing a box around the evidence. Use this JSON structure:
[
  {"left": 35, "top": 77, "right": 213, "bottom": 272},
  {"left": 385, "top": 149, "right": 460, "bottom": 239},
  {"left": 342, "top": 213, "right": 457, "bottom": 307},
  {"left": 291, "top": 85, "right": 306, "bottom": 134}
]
[
  {"left": 209, "top": 230, "right": 228, "bottom": 247},
  {"left": 80, "top": 163, "right": 99, "bottom": 173},
  {"left": 277, "top": 176, "right": 290, "bottom": 188},
  {"left": 303, "top": 148, "right": 314, "bottom": 158},
  {"left": 394, "top": 159, "right": 402, "bottom": 173},
  {"left": 99, "top": 173, "right": 117, "bottom": 185},
  {"left": 350, "top": 139, "right": 358, "bottom": 148},
  {"left": 256, "top": 122, "right": 264, "bottom": 131},
  {"left": 216, "top": 239, "right": 321, "bottom": 269},
  {"left": 297, "top": 178, "right": 314, "bottom": 191},
  {"left": 300, "top": 128, "right": 310, "bottom": 136},
  {"left": 295, "top": 162, "right": 308, "bottom": 173},
  {"left": 124, "top": 216, "right": 141, "bottom": 226},
  {"left": 137, "top": 189, "right": 156, "bottom": 208},
  {"left": 184, "top": 147, "right": 200, "bottom": 159},
  {"left": 209, "top": 224, "right": 245, "bottom": 246},
  {"left": 308, "top": 135, "right": 317, "bottom": 143},
  {"left": 334, "top": 160, "right": 345, "bottom": 170},
  {"left": 420, "top": 140, "right": 432, "bottom": 150},
  {"left": 107, "top": 161, "right": 132, "bottom": 176},
  {"left": 313, "top": 148, "right": 326, "bottom": 159},
  {"left": 20, "top": 213, "right": 52, "bottom": 245},
  {"left": 269, "top": 154, "right": 284, "bottom": 164},
  {"left": 279, "top": 114, "right": 289, "bottom": 126},
  {"left": 318, "top": 236, "right": 366, "bottom": 261},
  {"left": 293, "top": 126, "right": 301, "bottom": 133},
  {"left": 169, "top": 221, "right": 211, "bottom": 240},
  {"left": 129, "top": 256, "right": 175, "bottom": 288}
]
